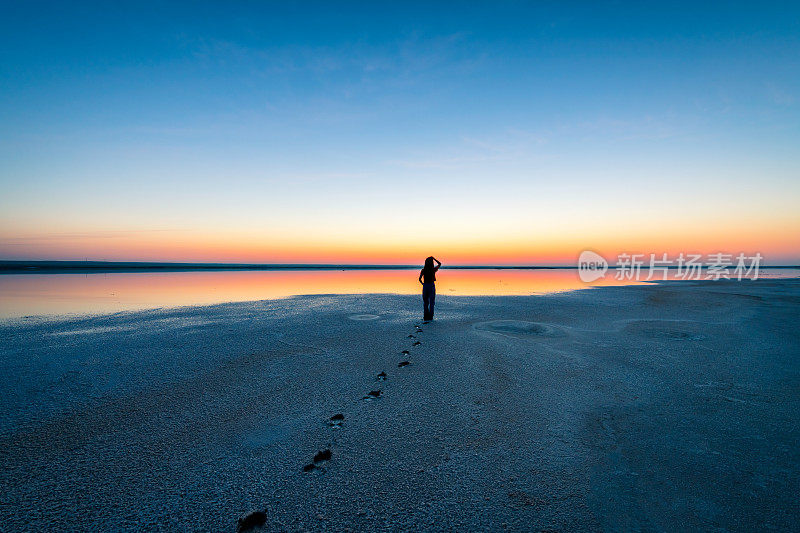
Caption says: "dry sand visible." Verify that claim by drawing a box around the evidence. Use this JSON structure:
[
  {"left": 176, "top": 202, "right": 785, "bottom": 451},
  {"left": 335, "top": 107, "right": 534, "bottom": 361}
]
[{"left": 0, "top": 279, "right": 798, "bottom": 531}]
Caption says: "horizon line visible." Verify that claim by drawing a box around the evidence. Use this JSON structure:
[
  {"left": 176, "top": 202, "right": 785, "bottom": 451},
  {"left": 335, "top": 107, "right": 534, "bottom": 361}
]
[{"left": 1, "top": 260, "right": 799, "bottom": 273}]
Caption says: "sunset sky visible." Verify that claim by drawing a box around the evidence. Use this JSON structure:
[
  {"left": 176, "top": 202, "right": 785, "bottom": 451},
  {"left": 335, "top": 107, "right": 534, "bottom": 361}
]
[{"left": 1, "top": 2, "right": 798, "bottom": 265}]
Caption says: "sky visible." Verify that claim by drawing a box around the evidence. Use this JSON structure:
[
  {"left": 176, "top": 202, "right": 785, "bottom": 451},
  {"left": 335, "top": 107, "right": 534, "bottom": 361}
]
[{"left": 1, "top": 1, "right": 799, "bottom": 265}]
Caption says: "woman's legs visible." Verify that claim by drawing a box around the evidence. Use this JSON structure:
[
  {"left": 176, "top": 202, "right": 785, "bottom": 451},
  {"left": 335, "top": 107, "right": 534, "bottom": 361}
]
[{"left": 422, "top": 283, "right": 436, "bottom": 320}]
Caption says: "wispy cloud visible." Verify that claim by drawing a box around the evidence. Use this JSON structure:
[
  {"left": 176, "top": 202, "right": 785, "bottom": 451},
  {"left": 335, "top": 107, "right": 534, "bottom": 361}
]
[
  {"left": 387, "top": 153, "right": 506, "bottom": 170},
  {"left": 180, "top": 31, "right": 486, "bottom": 94},
  {"left": 384, "top": 111, "right": 688, "bottom": 171},
  {"left": 0, "top": 230, "right": 191, "bottom": 244}
]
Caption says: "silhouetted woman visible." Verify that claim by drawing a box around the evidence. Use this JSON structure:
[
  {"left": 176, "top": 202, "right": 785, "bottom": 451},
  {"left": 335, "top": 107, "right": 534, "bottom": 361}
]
[{"left": 418, "top": 256, "right": 441, "bottom": 321}]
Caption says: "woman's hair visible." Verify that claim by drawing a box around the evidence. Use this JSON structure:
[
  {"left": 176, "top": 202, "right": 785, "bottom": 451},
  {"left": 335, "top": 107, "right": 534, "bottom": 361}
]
[{"left": 423, "top": 256, "right": 435, "bottom": 277}]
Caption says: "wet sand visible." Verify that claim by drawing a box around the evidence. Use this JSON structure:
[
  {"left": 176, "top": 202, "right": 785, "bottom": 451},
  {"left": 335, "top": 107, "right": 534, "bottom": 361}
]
[{"left": 0, "top": 280, "right": 798, "bottom": 531}]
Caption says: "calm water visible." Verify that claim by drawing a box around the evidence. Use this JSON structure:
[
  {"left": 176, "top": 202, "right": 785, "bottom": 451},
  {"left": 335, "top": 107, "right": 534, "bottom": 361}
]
[{"left": 1, "top": 268, "right": 798, "bottom": 319}]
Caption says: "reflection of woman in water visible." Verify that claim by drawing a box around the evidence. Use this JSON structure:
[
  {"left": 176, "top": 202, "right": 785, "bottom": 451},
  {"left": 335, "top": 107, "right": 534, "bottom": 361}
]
[{"left": 418, "top": 256, "right": 441, "bottom": 321}]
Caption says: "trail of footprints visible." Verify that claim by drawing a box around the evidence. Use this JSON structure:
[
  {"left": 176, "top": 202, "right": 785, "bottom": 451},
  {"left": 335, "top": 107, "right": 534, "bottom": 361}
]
[
  {"left": 238, "top": 320, "right": 428, "bottom": 531},
  {"left": 307, "top": 320, "right": 423, "bottom": 465}
]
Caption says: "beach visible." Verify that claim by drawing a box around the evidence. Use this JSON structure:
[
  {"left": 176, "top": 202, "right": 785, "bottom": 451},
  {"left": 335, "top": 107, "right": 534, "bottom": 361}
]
[{"left": 1, "top": 279, "right": 798, "bottom": 531}]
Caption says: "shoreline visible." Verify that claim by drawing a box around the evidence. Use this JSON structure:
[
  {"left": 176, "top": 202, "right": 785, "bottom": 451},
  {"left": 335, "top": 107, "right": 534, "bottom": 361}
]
[
  {"left": 3, "top": 260, "right": 799, "bottom": 274},
  {"left": 1, "top": 280, "right": 798, "bottom": 530},
  {"left": 0, "top": 274, "right": 800, "bottom": 327},
  {"left": 0, "top": 261, "right": 584, "bottom": 274}
]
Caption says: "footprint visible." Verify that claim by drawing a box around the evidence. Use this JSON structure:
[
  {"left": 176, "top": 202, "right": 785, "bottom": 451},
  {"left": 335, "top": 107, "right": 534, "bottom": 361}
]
[
  {"left": 303, "top": 448, "right": 333, "bottom": 472},
  {"left": 398, "top": 361, "right": 410, "bottom": 367},
  {"left": 362, "top": 390, "right": 382, "bottom": 400},
  {"left": 377, "top": 371, "right": 387, "bottom": 381},
  {"left": 237, "top": 510, "right": 267, "bottom": 533},
  {"left": 329, "top": 413, "right": 344, "bottom": 427},
  {"left": 314, "top": 449, "right": 332, "bottom": 463},
  {"left": 412, "top": 341, "right": 421, "bottom": 346}
]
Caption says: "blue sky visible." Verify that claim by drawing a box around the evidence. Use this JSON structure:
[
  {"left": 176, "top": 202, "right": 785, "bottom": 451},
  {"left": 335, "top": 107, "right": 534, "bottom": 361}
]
[{"left": 1, "top": 2, "right": 798, "bottom": 263}]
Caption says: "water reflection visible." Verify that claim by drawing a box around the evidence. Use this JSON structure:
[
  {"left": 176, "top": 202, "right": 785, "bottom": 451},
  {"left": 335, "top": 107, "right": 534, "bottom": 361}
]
[{"left": 0, "top": 268, "right": 797, "bottom": 319}]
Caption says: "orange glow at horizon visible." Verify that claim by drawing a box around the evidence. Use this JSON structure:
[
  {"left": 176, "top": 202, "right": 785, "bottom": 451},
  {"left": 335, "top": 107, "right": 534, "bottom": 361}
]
[
  {"left": 2, "top": 231, "right": 798, "bottom": 265},
  {"left": 2, "top": 207, "right": 799, "bottom": 265}
]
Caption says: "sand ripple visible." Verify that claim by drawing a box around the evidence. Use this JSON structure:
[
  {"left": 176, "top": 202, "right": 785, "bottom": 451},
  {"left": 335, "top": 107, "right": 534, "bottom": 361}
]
[
  {"left": 621, "top": 319, "right": 706, "bottom": 341},
  {"left": 473, "top": 320, "right": 567, "bottom": 339},
  {"left": 348, "top": 314, "right": 381, "bottom": 321}
]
